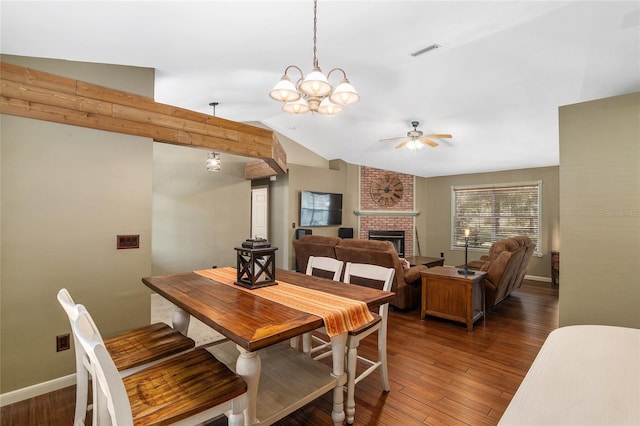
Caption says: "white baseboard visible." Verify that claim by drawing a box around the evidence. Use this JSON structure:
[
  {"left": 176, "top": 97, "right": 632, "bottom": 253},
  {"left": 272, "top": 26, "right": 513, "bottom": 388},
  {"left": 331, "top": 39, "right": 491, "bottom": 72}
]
[
  {"left": 0, "top": 374, "right": 76, "bottom": 407},
  {"left": 525, "top": 274, "right": 551, "bottom": 283}
]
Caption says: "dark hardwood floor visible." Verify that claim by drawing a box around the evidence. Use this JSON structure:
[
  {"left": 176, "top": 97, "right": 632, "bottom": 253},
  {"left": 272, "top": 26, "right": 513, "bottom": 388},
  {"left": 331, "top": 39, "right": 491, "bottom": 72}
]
[{"left": 1, "top": 280, "right": 558, "bottom": 426}]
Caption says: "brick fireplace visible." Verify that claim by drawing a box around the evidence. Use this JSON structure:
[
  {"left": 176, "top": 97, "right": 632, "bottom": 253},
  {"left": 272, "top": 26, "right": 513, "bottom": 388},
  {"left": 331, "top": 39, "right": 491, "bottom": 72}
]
[{"left": 359, "top": 167, "right": 416, "bottom": 257}]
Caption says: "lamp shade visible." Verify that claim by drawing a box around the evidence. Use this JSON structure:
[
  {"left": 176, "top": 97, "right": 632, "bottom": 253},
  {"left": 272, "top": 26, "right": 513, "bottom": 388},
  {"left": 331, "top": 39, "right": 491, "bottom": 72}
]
[
  {"left": 269, "top": 76, "right": 300, "bottom": 102},
  {"left": 282, "top": 97, "right": 310, "bottom": 114},
  {"left": 299, "top": 68, "right": 332, "bottom": 97},
  {"left": 317, "top": 97, "right": 343, "bottom": 115},
  {"left": 330, "top": 79, "right": 360, "bottom": 105}
]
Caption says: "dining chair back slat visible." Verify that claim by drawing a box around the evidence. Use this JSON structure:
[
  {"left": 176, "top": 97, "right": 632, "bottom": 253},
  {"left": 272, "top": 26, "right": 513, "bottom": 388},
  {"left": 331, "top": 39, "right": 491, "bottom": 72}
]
[{"left": 305, "top": 255, "right": 344, "bottom": 281}]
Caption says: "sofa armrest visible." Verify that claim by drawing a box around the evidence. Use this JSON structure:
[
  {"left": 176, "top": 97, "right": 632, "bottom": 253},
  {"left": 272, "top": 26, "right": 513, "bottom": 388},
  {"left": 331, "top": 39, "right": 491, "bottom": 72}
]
[
  {"left": 467, "top": 259, "right": 488, "bottom": 270},
  {"left": 403, "top": 265, "right": 428, "bottom": 284}
]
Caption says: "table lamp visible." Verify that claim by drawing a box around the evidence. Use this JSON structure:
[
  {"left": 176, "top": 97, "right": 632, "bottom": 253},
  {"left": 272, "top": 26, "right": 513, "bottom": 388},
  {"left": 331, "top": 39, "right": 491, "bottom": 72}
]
[{"left": 457, "top": 229, "right": 475, "bottom": 275}]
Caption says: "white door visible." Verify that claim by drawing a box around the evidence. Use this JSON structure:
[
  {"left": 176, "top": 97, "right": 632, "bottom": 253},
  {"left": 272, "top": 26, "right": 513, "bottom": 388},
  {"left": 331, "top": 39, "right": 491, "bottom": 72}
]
[{"left": 251, "top": 187, "right": 268, "bottom": 240}]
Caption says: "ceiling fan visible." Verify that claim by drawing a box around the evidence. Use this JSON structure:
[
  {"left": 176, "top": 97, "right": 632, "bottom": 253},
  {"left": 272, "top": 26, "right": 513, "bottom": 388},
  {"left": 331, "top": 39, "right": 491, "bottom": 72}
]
[{"left": 380, "top": 121, "right": 452, "bottom": 150}]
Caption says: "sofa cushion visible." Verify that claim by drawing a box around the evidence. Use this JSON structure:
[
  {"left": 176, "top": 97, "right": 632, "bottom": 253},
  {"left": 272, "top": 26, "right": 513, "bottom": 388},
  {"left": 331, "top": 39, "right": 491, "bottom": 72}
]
[{"left": 292, "top": 235, "right": 341, "bottom": 274}]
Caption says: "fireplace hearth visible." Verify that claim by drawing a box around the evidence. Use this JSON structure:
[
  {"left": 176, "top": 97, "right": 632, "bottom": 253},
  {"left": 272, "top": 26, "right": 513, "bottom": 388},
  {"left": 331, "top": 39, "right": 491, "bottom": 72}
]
[{"left": 368, "top": 230, "right": 405, "bottom": 258}]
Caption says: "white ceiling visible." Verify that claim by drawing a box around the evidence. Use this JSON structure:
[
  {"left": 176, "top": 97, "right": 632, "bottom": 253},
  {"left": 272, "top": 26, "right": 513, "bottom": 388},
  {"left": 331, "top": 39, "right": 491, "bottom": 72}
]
[{"left": 1, "top": 1, "right": 639, "bottom": 177}]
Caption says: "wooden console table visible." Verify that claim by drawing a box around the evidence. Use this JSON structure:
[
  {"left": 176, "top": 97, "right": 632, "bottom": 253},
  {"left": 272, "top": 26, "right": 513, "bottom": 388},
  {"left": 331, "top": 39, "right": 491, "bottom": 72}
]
[
  {"left": 404, "top": 256, "right": 445, "bottom": 268},
  {"left": 420, "top": 266, "right": 486, "bottom": 332}
]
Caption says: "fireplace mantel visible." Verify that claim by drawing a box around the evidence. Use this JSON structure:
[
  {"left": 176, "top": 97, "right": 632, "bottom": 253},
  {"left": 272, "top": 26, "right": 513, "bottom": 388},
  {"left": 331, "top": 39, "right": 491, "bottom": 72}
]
[{"left": 354, "top": 210, "right": 420, "bottom": 217}]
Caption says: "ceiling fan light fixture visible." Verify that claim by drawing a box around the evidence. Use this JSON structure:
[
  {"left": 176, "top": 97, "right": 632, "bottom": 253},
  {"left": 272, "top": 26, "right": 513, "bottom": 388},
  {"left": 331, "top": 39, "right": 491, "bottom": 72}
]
[
  {"left": 381, "top": 121, "right": 452, "bottom": 151},
  {"left": 269, "top": 0, "right": 358, "bottom": 115}
]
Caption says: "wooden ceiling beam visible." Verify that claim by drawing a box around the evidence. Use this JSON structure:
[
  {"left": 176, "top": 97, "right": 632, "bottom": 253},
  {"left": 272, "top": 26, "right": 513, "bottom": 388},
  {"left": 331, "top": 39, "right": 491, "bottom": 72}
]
[{"left": 0, "top": 61, "right": 286, "bottom": 178}]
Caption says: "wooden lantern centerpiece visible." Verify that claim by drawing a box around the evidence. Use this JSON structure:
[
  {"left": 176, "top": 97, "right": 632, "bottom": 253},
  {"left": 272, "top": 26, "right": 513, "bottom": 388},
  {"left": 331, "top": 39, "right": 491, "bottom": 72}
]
[{"left": 235, "top": 239, "right": 278, "bottom": 289}]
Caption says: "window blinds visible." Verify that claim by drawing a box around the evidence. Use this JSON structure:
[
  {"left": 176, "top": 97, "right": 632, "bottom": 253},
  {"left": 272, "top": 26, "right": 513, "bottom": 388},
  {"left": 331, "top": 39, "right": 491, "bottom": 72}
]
[{"left": 451, "top": 181, "right": 541, "bottom": 254}]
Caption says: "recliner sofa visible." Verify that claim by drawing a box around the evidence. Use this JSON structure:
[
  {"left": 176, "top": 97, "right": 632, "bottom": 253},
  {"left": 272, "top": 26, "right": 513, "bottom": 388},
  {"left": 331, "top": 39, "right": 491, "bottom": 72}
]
[
  {"left": 466, "top": 236, "right": 535, "bottom": 310},
  {"left": 293, "top": 235, "right": 428, "bottom": 310}
]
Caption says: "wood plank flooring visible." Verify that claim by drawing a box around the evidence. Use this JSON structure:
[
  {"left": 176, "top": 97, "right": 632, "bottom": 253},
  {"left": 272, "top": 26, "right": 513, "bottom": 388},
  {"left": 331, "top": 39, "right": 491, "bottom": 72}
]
[{"left": 0, "top": 280, "right": 558, "bottom": 426}]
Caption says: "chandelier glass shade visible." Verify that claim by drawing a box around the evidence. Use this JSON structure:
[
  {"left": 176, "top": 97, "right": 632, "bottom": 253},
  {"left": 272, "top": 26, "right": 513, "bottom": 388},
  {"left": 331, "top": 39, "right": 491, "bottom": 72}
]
[{"left": 269, "top": 0, "right": 359, "bottom": 115}]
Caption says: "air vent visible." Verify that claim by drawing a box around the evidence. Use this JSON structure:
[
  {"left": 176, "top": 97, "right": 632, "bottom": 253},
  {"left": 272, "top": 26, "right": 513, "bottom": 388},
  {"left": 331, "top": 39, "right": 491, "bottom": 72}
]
[{"left": 410, "top": 44, "right": 441, "bottom": 57}]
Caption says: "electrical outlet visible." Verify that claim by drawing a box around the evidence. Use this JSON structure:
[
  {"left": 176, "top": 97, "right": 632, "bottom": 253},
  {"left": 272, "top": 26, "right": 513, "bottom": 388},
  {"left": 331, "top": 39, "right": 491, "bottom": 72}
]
[{"left": 56, "top": 333, "right": 70, "bottom": 352}]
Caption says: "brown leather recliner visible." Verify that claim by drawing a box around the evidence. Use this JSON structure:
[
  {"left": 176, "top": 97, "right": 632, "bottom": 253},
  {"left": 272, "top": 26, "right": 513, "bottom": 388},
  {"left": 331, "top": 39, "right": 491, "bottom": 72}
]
[
  {"left": 334, "top": 239, "right": 427, "bottom": 310},
  {"left": 466, "top": 236, "right": 535, "bottom": 310}
]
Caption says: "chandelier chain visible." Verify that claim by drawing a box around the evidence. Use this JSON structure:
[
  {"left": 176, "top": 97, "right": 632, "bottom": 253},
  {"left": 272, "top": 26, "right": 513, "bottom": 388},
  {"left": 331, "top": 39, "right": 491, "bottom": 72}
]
[{"left": 312, "top": 0, "right": 318, "bottom": 68}]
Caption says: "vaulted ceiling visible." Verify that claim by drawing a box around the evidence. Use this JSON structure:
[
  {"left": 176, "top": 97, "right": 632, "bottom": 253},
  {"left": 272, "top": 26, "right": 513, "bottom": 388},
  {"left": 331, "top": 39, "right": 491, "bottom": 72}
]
[{"left": 1, "top": 1, "right": 638, "bottom": 177}]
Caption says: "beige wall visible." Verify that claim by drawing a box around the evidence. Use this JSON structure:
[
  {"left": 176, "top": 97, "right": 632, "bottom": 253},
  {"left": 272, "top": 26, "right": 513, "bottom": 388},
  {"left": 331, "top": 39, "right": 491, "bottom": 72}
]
[
  {"left": 0, "top": 55, "right": 254, "bottom": 396},
  {"left": 1, "top": 56, "right": 155, "bottom": 392},
  {"left": 420, "top": 167, "right": 560, "bottom": 278},
  {"left": 558, "top": 92, "right": 640, "bottom": 328},
  {"left": 283, "top": 160, "right": 359, "bottom": 269},
  {"left": 152, "top": 143, "right": 251, "bottom": 275}
]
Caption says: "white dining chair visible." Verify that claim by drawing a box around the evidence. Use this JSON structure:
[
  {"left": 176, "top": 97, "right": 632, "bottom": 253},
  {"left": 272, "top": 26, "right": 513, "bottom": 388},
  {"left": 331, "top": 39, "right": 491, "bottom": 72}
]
[
  {"left": 296, "top": 256, "right": 344, "bottom": 356},
  {"left": 305, "top": 255, "right": 344, "bottom": 281},
  {"left": 57, "top": 288, "right": 195, "bottom": 425},
  {"left": 70, "top": 304, "right": 247, "bottom": 426},
  {"left": 343, "top": 262, "right": 394, "bottom": 424}
]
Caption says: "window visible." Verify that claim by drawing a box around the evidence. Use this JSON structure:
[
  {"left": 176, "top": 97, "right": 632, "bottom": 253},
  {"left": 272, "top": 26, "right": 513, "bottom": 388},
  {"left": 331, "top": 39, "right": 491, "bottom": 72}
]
[{"left": 451, "top": 181, "right": 541, "bottom": 255}]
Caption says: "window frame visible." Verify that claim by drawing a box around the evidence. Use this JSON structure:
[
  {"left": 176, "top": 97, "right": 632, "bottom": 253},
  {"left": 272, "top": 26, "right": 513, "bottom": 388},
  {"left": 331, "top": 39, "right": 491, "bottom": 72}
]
[{"left": 450, "top": 180, "right": 542, "bottom": 256}]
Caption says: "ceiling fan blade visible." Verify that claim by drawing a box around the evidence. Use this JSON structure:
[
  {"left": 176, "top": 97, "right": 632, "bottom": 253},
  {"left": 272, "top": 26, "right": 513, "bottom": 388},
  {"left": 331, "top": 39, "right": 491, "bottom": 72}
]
[
  {"left": 419, "top": 137, "right": 439, "bottom": 147},
  {"left": 395, "top": 139, "right": 410, "bottom": 149},
  {"left": 424, "top": 134, "right": 452, "bottom": 139},
  {"left": 379, "top": 136, "right": 405, "bottom": 143}
]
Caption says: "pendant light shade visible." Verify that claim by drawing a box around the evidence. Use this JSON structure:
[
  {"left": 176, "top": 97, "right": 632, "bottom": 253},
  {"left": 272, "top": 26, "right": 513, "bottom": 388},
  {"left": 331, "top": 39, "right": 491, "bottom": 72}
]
[
  {"left": 269, "top": 75, "right": 301, "bottom": 102},
  {"left": 330, "top": 78, "right": 360, "bottom": 105},
  {"left": 317, "top": 97, "right": 343, "bottom": 115},
  {"left": 283, "top": 97, "right": 311, "bottom": 114},
  {"left": 299, "top": 68, "right": 332, "bottom": 97}
]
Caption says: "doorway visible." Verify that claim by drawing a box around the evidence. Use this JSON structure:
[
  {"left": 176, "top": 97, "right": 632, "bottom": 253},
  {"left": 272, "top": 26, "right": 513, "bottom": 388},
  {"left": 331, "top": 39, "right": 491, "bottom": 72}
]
[{"left": 251, "top": 187, "right": 268, "bottom": 240}]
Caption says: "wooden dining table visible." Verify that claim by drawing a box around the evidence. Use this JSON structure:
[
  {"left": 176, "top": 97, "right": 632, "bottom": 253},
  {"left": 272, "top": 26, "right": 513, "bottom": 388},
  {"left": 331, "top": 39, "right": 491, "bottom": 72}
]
[{"left": 142, "top": 267, "right": 394, "bottom": 426}]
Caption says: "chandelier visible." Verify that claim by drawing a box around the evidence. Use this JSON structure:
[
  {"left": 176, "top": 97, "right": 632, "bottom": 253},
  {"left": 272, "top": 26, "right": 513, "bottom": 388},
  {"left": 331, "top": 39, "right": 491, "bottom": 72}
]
[{"left": 269, "top": 0, "right": 359, "bottom": 115}]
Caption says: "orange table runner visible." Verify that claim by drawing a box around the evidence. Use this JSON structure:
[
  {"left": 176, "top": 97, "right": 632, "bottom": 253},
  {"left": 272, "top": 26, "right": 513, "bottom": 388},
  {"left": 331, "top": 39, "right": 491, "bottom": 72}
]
[{"left": 194, "top": 267, "right": 374, "bottom": 337}]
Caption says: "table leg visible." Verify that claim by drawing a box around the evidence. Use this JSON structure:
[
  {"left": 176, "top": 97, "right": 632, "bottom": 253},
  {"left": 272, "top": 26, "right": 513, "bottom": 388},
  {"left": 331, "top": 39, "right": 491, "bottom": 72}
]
[
  {"left": 235, "top": 345, "right": 261, "bottom": 426},
  {"left": 171, "top": 307, "right": 190, "bottom": 335},
  {"left": 420, "top": 279, "right": 427, "bottom": 319},
  {"left": 330, "top": 333, "right": 347, "bottom": 426},
  {"left": 482, "top": 280, "right": 486, "bottom": 326},
  {"left": 466, "top": 284, "right": 473, "bottom": 332}
]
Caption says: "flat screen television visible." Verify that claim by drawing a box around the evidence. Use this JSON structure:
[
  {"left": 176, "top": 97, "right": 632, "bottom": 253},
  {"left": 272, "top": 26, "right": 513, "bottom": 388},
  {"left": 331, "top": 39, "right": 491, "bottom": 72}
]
[{"left": 299, "top": 190, "right": 343, "bottom": 227}]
